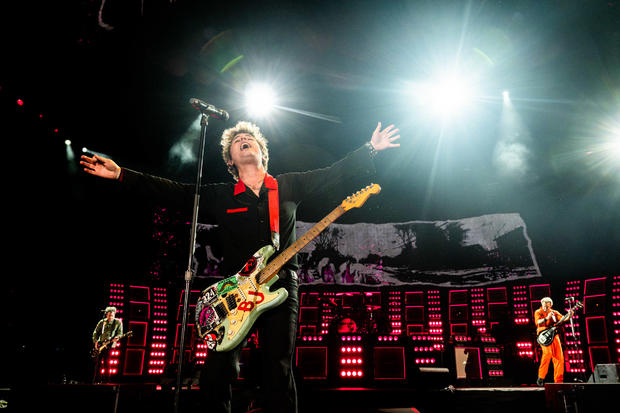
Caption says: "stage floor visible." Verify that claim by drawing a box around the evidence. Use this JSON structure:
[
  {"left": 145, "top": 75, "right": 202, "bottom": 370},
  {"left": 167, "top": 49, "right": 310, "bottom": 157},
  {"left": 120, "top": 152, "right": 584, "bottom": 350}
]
[{"left": 4, "top": 382, "right": 617, "bottom": 413}]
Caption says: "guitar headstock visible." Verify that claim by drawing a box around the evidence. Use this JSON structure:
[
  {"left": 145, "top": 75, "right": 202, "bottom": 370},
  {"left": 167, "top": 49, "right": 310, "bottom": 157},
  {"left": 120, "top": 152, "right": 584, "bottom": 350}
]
[{"left": 341, "top": 184, "right": 381, "bottom": 211}]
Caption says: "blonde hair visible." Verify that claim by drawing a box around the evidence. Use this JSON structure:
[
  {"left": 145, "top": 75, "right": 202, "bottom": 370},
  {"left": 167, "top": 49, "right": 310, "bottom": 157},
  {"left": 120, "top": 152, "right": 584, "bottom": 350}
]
[
  {"left": 541, "top": 297, "right": 553, "bottom": 306},
  {"left": 220, "top": 121, "right": 269, "bottom": 180}
]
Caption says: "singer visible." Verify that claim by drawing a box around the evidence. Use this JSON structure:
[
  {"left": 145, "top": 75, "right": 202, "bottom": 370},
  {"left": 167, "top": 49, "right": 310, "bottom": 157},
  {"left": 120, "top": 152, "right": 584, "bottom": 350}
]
[{"left": 80, "top": 119, "right": 400, "bottom": 413}]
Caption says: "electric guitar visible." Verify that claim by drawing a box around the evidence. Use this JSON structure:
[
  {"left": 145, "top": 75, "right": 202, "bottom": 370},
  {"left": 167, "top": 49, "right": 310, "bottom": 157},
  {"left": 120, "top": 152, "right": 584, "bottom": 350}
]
[
  {"left": 536, "top": 301, "right": 582, "bottom": 346},
  {"left": 195, "top": 184, "right": 381, "bottom": 352},
  {"left": 91, "top": 331, "right": 133, "bottom": 358}
]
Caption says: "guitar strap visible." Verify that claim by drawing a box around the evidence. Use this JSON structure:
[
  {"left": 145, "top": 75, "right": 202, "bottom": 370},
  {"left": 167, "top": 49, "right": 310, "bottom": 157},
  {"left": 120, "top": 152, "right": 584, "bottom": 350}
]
[
  {"left": 233, "top": 173, "right": 280, "bottom": 250},
  {"left": 264, "top": 173, "right": 280, "bottom": 250}
]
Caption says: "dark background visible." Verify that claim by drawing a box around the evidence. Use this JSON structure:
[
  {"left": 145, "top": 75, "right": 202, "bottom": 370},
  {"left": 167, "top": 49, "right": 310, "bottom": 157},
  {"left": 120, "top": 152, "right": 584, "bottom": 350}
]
[{"left": 2, "top": 0, "right": 619, "bottom": 385}]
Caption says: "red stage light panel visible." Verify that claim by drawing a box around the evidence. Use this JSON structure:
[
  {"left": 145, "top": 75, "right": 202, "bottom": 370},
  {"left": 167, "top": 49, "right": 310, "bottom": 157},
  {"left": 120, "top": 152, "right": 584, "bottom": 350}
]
[
  {"left": 295, "top": 347, "right": 327, "bottom": 379},
  {"left": 373, "top": 347, "right": 405, "bottom": 380},
  {"left": 584, "top": 295, "right": 607, "bottom": 315},
  {"left": 129, "top": 285, "right": 150, "bottom": 301},
  {"left": 405, "top": 291, "right": 424, "bottom": 306},
  {"left": 585, "top": 316, "right": 608, "bottom": 344},
  {"left": 584, "top": 277, "right": 607, "bottom": 296},
  {"left": 123, "top": 349, "right": 145, "bottom": 375},
  {"left": 588, "top": 346, "right": 611, "bottom": 371},
  {"left": 128, "top": 301, "right": 151, "bottom": 321},
  {"left": 449, "top": 290, "right": 468, "bottom": 305},
  {"left": 487, "top": 287, "right": 507, "bottom": 303},
  {"left": 529, "top": 284, "right": 550, "bottom": 301},
  {"left": 128, "top": 321, "right": 148, "bottom": 347},
  {"left": 174, "top": 323, "right": 195, "bottom": 348}
]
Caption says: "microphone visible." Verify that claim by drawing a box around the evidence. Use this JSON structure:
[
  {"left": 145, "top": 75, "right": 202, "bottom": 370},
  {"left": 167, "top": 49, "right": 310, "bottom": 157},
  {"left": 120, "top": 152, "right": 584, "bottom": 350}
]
[{"left": 189, "top": 98, "right": 230, "bottom": 121}]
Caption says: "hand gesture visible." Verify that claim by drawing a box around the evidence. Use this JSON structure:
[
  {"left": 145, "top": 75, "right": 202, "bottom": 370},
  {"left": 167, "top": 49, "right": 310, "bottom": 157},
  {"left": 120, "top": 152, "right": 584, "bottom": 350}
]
[
  {"left": 80, "top": 154, "right": 121, "bottom": 180},
  {"left": 370, "top": 122, "right": 401, "bottom": 152}
]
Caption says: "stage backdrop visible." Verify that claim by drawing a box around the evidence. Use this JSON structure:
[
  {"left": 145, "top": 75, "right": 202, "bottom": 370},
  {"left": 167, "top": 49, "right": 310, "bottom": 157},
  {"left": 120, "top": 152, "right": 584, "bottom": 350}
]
[{"left": 194, "top": 213, "right": 542, "bottom": 287}]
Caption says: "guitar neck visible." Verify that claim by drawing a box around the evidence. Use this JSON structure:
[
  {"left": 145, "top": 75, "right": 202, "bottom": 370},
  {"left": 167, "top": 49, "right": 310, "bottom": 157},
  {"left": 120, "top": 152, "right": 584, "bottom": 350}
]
[
  {"left": 556, "top": 304, "right": 580, "bottom": 325},
  {"left": 257, "top": 205, "right": 345, "bottom": 285}
]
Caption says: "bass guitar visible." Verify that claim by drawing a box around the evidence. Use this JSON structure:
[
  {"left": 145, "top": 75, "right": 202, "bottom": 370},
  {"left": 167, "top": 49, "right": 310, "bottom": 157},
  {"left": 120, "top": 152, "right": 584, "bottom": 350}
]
[
  {"left": 91, "top": 331, "right": 133, "bottom": 358},
  {"left": 195, "top": 184, "right": 381, "bottom": 352},
  {"left": 536, "top": 301, "right": 582, "bottom": 346}
]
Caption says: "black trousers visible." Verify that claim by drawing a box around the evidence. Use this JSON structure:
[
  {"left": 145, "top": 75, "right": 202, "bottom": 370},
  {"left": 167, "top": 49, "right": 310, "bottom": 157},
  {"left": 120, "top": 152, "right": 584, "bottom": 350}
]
[
  {"left": 92, "top": 347, "right": 111, "bottom": 384},
  {"left": 199, "top": 271, "right": 299, "bottom": 413}
]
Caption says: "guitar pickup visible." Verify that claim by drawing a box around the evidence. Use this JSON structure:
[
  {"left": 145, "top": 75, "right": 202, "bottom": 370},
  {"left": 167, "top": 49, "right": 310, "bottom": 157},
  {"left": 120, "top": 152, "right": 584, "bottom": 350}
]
[
  {"left": 226, "top": 293, "right": 238, "bottom": 311},
  {"left": 214, "top": 302, "right": 228, "bottom": 319}
]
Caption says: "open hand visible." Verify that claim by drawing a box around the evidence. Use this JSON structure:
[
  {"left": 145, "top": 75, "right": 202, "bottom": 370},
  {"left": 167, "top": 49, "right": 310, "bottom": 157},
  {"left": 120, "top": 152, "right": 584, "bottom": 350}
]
[
  {"left": 80, "top": 154, "right": 121, "bottom": 180},
  {"left": 370, "top": 122, "right": 401, "bottom": 151}
]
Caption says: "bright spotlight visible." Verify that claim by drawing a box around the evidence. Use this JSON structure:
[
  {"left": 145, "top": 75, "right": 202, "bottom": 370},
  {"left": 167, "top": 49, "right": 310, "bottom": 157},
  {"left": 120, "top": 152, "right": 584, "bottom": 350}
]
[
  {"left": 610, "top": 136, "right": 620, "bottom": 160},
  {"left": 82, "top": 147, "right": 89, "bottom": 153},
  {"left": 65, "top": 140, "right": 76, "bottom": 170},
  {"left": 245, "top": 83, "right": 276, "bottom": 117},
  {"left": 410, "top": 72, "right": 475, "bottom": 118},
  {"left": 502, "top": 90, "right": 510, "bottom": 103}
]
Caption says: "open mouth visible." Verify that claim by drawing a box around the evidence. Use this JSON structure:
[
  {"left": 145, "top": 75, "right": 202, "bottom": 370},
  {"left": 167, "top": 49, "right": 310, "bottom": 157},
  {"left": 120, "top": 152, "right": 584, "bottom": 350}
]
[{"left": 241, "top": 143, "right": 251, "bottom": 150}]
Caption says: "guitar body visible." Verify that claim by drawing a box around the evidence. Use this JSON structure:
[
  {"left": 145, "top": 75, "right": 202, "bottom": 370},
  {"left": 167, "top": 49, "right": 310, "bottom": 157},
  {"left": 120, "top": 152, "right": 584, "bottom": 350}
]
[
  {"left": 92, "top": 331, "right": 133, "bottom": 358},
  {"left": 535, "top": 301, "right": 582, "bottom": 347},
  {"left": 537, "top": 327, "right": 557, "bottom": 346},
  {"left": 195, "top": 184, "right": 382, "bottom": 352},
  {"left": 196, "top": 245, "right": 288, "bottom": 352}
]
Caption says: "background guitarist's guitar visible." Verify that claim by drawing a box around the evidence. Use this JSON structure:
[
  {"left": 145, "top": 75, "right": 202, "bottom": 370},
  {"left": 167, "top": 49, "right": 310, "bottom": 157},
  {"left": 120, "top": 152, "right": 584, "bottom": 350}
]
[
  {"left": 195, "top": 184, "right": 381, "bottom": 352},
  {"left": 536, "top": 301, "right": 582, "bottom": 346},
  {"left": 91, "top": 331, "right": 133, "bottom": 358}
]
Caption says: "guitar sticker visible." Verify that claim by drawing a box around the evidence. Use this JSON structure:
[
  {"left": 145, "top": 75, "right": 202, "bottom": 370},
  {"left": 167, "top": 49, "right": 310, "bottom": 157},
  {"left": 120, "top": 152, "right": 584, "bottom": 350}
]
[
  {"left": 198, "top": 305, "right": 216, "bottom": 327},
  {"left": 203, "top": 286, "right": 217, "bottom": 302},
  {"left": 239, "top": 257, "right": 257, "bottom": 276},
  {"left": 239, "top": 290, "right": 265, "bottom": 311},
  {"left": 217, "top": 276, "right": 238, "bottom": 295}
]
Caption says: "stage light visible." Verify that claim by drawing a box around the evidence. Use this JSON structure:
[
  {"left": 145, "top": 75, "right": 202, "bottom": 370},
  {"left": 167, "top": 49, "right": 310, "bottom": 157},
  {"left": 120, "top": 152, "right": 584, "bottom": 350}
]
[
  {"left": 17, "top": 99, "right": 24, "bottom": 106},
  {"left": 493, "top": 89, "right": 533, "bottom": 181},
  {"left": 65, "top": 139, "right": 76, "bottom": 171},
  {"left": 245, "top": 83, "right": 276, "bottom": 117},
  {"left": 502, "top": 90, "right": 510, "bottom": 103},
  {"left": 409, "top": 72, "right": 475, "bottom": 119},
  {"left": 611, "top": 136, "right": 620, "bottom": 160}
]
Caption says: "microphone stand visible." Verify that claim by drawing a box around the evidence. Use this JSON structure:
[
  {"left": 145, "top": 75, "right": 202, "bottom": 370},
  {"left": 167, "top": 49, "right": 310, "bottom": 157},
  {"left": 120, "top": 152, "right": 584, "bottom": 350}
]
[{"left": 174, "top": 111, "right": 211, "bottom": 413}]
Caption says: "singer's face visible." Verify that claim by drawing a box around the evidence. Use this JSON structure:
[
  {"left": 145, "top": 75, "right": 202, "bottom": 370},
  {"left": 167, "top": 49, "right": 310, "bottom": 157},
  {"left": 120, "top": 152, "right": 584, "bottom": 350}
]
[
  {"left": 542, "top": 301, "right": 552, "bottom": 311},
  {"left": 230, "top": 133, "right": 262, "bottom": 167}
]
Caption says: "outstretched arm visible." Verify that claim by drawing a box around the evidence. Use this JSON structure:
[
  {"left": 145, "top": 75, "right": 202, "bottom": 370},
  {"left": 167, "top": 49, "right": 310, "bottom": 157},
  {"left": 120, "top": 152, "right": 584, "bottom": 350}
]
[
  {"left": 279, "top": 122, "right": 402, "bottom": 202},
  {"left": 80, "top": 154, "right": 122, "bottom": 180}
]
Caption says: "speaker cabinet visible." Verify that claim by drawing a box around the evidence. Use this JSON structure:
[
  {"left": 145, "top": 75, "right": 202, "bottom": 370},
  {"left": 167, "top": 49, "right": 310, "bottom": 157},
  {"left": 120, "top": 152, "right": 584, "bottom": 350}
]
[{"left": 588, "top": 363, "right": 620, "bottom": 383}]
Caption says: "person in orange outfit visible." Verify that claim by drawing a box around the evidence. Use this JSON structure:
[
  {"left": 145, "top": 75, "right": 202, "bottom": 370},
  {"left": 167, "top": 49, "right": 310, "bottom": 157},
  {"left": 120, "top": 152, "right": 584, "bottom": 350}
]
[{"left": 534, "top": 297, "right": 573, "bottom": 386}]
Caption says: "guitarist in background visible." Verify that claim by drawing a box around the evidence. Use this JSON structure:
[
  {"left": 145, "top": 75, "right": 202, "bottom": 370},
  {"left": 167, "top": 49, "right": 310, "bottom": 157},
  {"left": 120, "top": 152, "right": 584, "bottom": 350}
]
[
  {"left": 534, "top": 297, "right": 573, "bottom": 386},
  {"left": 92, "top": 306, "right": 123, "bottom": 383},
  {"left": 80, "top": 120, "right": 400, "bottom": 412}
]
